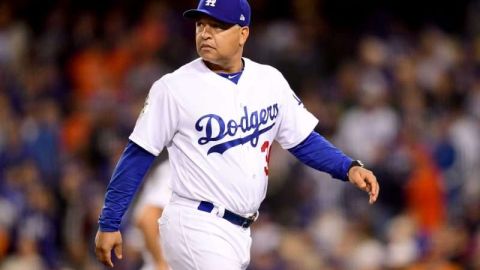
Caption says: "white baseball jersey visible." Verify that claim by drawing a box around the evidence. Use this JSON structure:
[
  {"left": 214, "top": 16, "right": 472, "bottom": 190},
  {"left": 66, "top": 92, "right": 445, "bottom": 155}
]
[
  {"left": 134, "top": 159, "right": 172, "bottom": 218},
  {"left": 129, "top": 57, "right": 318, "bottom": 215}
]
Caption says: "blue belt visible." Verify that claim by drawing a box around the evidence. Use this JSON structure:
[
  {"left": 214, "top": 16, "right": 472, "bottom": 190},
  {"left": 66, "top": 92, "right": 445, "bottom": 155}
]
[{"left": 197, "top": 201, "right": 257, "bottom": 228}]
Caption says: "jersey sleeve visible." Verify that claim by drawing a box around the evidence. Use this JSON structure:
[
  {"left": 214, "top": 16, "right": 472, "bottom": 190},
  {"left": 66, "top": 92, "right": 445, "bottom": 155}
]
[
  {"left": 129, "top": 79, "right": 179, "bottom": 156},
  {"left": 274, "top": 74, "right": 319, "bottom": 149}
]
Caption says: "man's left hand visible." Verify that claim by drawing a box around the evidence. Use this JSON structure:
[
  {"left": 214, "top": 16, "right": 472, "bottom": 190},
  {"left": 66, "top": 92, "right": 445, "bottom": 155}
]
[{"left": 348, "top": 167, "right": 379, "bottom": 204}]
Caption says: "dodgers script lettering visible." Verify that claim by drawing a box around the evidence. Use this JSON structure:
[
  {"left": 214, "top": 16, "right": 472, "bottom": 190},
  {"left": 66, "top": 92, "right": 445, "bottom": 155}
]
[{"left": 195, "top": 104, "right": 279, "bottom": 154}]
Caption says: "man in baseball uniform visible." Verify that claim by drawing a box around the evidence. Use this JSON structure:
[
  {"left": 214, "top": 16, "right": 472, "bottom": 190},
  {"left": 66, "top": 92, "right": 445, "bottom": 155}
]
[{"left": 95, "top": 0, "right": 380, "bottom": 269}]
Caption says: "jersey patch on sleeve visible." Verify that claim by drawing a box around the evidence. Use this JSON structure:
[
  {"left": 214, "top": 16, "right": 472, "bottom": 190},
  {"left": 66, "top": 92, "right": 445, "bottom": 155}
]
[{"left": 141, "top": 94, "right": 150, "bottom": 115}]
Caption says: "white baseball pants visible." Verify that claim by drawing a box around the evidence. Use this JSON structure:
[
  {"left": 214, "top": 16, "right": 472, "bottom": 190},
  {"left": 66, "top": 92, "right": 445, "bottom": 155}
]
[{"left": 159, "top": 196, "right": 252, "bottom": 270}]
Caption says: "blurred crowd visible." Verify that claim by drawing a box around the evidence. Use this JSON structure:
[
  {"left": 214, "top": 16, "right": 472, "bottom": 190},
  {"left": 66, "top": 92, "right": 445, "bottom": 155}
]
[{"left": 0, "top": 0, "right": 479, "bottom": 269}]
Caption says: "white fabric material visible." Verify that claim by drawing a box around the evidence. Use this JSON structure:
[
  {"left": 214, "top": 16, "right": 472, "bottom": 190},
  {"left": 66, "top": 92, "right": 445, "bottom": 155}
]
[
  {"left": 130, "top": 57, "right": 318, "bottom": 215},
  {"left": 134, "top": 160, "right": 172, "bottom": 213},
  {"left": 159, "top": 199, "right": 252, "bottom": 270}
]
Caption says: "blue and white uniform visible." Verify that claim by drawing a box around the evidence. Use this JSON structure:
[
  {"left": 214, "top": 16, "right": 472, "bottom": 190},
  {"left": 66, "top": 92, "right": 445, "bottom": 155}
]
[{"left": 130, "top": 58, "right": 319, "bottom": 215}]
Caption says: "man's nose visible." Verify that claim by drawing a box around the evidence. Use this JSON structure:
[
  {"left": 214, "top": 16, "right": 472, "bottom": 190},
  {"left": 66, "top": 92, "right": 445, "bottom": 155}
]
[{"left": 200, "top": 25, "right": 212, "bottom": 38}]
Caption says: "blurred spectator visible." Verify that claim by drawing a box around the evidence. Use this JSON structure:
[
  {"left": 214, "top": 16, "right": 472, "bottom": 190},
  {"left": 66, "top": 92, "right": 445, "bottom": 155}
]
[
  {"left": 0, "top": 2, "right": 29, "bottom": 74},
  {"left": 406, "top": 226, "right": 464, "bottom": 270},
  {"left": 249, "top": 216, "right": 285, "bottom": 270},
  {"left": 385, "top": 214, "right": 420, "bottom": 268},
  {"left": 278, "top": 230, "right": 324, "bottom": 270},
  {"left": 0, "top": 234, "right": 46, "bottom": 270},
  {"left": 404, "top": 131, "right": 446, "bottom": 234},
  {"left": 335, "top": 37, "right": 399, "bottom": 166}
]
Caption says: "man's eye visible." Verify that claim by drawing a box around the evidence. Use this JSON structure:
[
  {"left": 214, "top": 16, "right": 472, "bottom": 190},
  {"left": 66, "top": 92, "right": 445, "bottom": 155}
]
[{"left": 216, "top": 24, "right": 231, "bottom": 30}]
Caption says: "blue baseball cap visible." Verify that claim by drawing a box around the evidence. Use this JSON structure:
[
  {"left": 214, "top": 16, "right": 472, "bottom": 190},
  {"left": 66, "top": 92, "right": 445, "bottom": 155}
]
[{"left": 183, "top": 0, "right": 251, "bottom": 27}]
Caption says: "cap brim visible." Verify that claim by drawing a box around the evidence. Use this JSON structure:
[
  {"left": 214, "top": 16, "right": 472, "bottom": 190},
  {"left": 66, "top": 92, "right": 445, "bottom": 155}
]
[
  {"left": 183, "top": 9, "right": 208, "bottom": 19},
  {"left": 183, "top": 9, "right": 237, "bottom": 25}
]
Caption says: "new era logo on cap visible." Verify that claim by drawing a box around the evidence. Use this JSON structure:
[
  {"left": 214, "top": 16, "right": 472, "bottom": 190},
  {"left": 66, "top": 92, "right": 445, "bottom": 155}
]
[{"left": 183, "top": 0, "right": 251, "bottom": 27}]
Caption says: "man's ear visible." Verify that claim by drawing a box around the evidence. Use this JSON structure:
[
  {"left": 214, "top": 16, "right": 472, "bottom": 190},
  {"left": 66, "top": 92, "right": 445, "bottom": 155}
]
[{"left": 239, "top": 26, "right": 249, "bottom": 46}]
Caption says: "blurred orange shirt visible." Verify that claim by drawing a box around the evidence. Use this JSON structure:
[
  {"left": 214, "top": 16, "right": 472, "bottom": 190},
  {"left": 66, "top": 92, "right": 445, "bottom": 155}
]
[{"left": 405, "top": 145, "right": 446, "bottom": 234}]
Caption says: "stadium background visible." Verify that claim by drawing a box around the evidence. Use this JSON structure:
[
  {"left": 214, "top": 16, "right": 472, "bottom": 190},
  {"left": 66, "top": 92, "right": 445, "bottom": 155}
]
[{"left": 0, "top": 0, "right": 479, "bottom": 269}]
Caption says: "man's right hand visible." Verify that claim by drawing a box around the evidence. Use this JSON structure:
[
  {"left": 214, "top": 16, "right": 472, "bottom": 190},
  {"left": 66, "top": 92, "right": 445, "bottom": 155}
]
[{"left": 95, "top": 230, "right": 123, "bottom": 268}]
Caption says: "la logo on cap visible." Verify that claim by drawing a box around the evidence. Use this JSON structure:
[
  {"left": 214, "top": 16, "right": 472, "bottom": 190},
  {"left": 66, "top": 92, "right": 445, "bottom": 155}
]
[
  {"left": 205, "top": 0, "right": 216, "bottom": 7},
  {"left": 240, "top": 14, "right": 245, "bottom": 21}
]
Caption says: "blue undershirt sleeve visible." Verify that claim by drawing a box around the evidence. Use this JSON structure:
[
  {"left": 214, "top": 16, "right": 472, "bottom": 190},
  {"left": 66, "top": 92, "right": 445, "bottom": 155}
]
[
  {"left": 288, "top": 131, "right": 353, "bottom": 181},
  {"left": 98, "top": 140, "right": 156, "bottom": 232}
]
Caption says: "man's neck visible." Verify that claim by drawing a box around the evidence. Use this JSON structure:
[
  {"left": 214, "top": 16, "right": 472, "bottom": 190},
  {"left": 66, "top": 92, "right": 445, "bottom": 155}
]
[{"left": 203, "top": 58, "right": 244, "bottom": 74}]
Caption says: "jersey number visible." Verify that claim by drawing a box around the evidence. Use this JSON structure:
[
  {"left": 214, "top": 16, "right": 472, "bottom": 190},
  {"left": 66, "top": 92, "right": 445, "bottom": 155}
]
[{"left": 261, "top": 141, "right": 272, "bottom": 176}]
